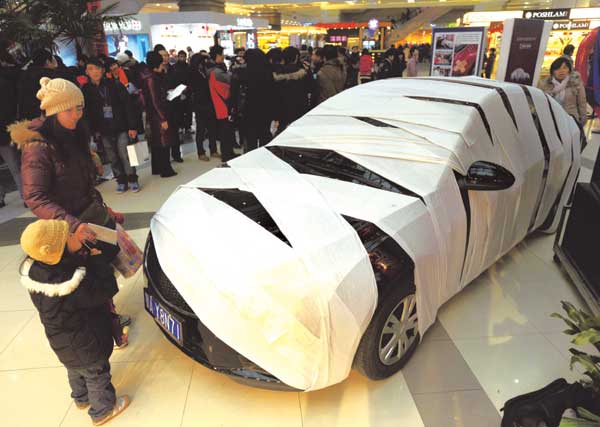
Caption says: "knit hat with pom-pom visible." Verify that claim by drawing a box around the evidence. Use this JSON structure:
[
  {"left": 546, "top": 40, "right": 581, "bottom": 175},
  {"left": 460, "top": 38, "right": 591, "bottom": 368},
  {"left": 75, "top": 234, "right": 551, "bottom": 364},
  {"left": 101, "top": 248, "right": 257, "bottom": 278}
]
[{"left": 36, "top": 77, "right": 84, "bottom": 117}]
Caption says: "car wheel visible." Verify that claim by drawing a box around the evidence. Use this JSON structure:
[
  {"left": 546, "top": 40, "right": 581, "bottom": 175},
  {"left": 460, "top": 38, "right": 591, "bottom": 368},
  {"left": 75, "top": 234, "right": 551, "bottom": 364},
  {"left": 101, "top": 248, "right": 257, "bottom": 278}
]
[{"left": 354, "top": 281, "right": 419, "bottom": 380}]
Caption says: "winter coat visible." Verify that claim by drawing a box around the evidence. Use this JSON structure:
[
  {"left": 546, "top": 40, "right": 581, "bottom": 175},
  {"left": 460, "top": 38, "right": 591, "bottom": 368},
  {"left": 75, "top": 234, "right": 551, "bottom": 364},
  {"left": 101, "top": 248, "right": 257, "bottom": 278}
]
[
  {"left": 378, "top": 59, "right": 394, "bottom": 80},
  {"left": 0, "top": 67, "right": 19, "bottom": 146},
  {"left": 207, "top": 63, "right": 232, "bottom": 120},
  {"left": 232, "top": 65, "right": 276, "bottom": 124},
  {"left": 9, "top": 118, "right": 100, "bottom": 232},
  {"left": 407, "top": 57, "right": 418, "bottom": 77},
  {"left": 359, "top": 54, "right": 373, "bottom": 77},
  {"left": 82, "top": 78, "right": 137, "bottom": 137},
  {"left": 21, "top": 255, "right": 118, "bottom": 369},
  {"left": 273, "top": 63, "right": 310, "bottom": 125},
  {"left": 139, "top": 69, "right": 177, "bottom": 148},
  {"left": 538, "top": 71, "right": 588, "bottom": 126},
  {"left": 317, "top": 59, "right": 346, "bottom": 104},
  {"left": 189, "top": 66, "right": 216, "bottom": 117}
]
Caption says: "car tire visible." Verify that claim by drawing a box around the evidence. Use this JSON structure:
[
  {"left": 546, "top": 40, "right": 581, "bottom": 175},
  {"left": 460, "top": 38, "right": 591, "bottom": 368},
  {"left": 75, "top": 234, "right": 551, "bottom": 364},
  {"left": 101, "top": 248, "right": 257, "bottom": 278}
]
[{"left": 354, "top": 280, "right": 420, "bottom": 380}]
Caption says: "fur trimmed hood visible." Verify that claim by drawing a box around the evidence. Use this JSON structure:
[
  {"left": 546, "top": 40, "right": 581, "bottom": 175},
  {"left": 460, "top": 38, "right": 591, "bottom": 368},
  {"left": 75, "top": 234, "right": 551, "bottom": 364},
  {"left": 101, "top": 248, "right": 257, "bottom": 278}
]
[
  {"left": 7, "top": 118, "right": 45, "bottom": 149},
  {"left": 273, "top": 68, "right": 307, "bottom": 82},
  {"left": 20, "top": 258, "right": 86, "bottom": 297}
]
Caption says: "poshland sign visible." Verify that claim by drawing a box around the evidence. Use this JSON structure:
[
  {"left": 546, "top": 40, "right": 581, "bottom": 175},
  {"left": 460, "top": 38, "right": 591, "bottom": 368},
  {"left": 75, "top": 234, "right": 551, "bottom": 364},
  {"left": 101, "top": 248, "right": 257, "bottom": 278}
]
[{"left": 523, "top": 8, "right": 571, "bottom": 20}]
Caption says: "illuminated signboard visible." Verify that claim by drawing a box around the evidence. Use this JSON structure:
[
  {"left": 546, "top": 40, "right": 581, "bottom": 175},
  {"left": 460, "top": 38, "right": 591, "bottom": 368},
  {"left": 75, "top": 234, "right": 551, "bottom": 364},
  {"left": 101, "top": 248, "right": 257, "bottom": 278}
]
[{"left": 104, "top": 19, "right": 142, "bottom": 33}]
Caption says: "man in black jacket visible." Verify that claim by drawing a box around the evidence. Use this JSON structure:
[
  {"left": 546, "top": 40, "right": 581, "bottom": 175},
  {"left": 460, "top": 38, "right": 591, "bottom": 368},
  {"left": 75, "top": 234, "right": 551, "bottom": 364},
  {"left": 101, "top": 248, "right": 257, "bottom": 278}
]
[
  {"left": 274, "top": 47, "right": 311, "bottom": 133},
  {"left": 0, "top": 62, "right": 22, "bottom": 207},
  {"left": 17, "top": 48, "right": 59, "bottom": 120},
  {"left": 83, "top": 58, "right": 140, "bottom": 193},
  {"left": 20, "top": 219, "right": 130, "bottom": 425}
]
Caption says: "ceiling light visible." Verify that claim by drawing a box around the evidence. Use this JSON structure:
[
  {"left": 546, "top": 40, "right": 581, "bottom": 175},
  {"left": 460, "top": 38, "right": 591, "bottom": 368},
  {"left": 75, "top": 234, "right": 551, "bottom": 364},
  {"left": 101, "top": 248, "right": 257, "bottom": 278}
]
[{"left": 408, "top": 0, "right": 415, "bottom": 3}]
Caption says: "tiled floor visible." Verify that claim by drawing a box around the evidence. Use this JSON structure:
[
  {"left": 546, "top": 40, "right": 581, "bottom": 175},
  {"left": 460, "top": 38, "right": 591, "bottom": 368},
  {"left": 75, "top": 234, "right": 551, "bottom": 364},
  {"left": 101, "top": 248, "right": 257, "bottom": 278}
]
[{"left": 0, "top": 131, "right": 598, "bottom": 427}]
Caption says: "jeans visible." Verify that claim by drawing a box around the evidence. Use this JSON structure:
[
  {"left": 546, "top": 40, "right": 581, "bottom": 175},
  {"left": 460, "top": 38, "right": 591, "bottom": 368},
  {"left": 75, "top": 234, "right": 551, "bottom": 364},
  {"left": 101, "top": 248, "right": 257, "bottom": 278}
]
[
  {"left": 0, "top": 144, "right": 22, "bottom": 200},
  {"left": 67, "top": 360, "right": 116, "bottom": 422},
  {"left": 195, "top": 109, "right": 218, "bottom": 156},
  {"left": 102, "top": 132, "right": 137, "bottom": 185},
  {"left": 216, "top": 119, "right": 236, "bottom": 162}
]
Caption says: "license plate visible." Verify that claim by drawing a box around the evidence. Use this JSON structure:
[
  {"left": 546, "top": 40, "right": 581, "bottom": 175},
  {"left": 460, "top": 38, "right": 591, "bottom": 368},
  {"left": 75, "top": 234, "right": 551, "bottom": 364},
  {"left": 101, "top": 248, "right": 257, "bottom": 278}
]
[{"left": 144, "top": 289, "right": 184, "bottom": 345}]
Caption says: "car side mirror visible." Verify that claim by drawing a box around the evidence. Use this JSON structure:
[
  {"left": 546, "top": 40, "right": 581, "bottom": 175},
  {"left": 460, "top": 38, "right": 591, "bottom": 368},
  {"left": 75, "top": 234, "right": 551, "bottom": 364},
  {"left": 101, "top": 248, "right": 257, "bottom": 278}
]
[{"left": 463, "top": 161, "right": 515, "bottom": 191}]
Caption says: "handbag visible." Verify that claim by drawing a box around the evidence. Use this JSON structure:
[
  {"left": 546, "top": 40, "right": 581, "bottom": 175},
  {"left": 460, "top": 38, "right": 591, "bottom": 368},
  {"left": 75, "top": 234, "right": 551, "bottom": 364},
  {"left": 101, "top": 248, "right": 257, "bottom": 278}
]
[{"left": 126, "top": 138, "right": 150, "bottom": 167}]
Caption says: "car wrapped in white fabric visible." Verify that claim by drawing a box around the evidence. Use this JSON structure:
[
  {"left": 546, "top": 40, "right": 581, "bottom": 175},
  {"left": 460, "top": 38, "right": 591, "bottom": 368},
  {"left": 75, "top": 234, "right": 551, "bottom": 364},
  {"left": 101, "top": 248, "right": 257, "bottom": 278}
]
[{"left": 143, "top": 77, "right": 582, "bottom": 391}]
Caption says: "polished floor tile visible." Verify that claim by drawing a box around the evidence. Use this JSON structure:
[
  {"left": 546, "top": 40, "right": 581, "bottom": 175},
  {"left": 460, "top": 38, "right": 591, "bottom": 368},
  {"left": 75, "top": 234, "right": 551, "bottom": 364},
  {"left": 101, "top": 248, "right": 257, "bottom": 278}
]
[
  {"left": 412, "top": 389, "right": 501, "bottom": 427},
  {"left": 0, "top": 268, "right": 34, "bottom": 312},
  {"left": 181, "top": 365, "right": 303, "bottom": 427},
  {"left": 0, "top": 310, "right": 34, "bottom": 355},
  {"left": 299, "top": 370, "right": 424, "bottom": 427},
  {"left": 0, "top": 366, "right": 72, "bottom": 427},
  {"left": 402, "top": 337, "right": 481, "bottom": 394},
  {"left": 452, "top": 334, "right": 581, "bottom": 411}
]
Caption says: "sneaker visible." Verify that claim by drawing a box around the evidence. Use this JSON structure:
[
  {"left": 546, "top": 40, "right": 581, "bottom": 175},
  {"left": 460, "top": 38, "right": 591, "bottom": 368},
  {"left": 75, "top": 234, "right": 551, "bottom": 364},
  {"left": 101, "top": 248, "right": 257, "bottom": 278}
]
[
  {"left": 160, "top": 170, "right": 178, "bottom": 178},
  {"left": 75, "top": 400, "right": 90, "bottom": 410},
  {"left": 211, "top": 152, "right": 221, "bottom": 159},
  {"left": 116, "top": 184, "right": 127, "bottom": 194},
  {"left": 92, "top": 395, "right": 131, "bottom": 426},
  {"left": 172, "top": 157, "right": 184, "bottom": 163},
  {"left": 198, "top": 154, "right": 210, "bottom": 161},
  {"left": 114, "top": 326, "right": 129, "bottom": 350},
  {"left": 130, "top": 183, "right": 140, "bottom": 193}
]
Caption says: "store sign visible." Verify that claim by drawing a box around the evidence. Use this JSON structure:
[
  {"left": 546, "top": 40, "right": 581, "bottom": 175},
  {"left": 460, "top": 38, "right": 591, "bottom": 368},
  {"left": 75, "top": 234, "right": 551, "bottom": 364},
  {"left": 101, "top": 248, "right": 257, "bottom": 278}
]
[
  {"left": 523, "top": 9, "right": 570, "bottom": 20},
  {"left": 236, "top": 18, "right": 254, "bottom": 28},
  {"left": 104, "top": 19, "right": 142, "bottom": 33},
  {"left": 463, "top": 11, "right": 523, "bottom": 25},
  {"left": 552, "top": 20, "right": 590, "bottom": 31}
]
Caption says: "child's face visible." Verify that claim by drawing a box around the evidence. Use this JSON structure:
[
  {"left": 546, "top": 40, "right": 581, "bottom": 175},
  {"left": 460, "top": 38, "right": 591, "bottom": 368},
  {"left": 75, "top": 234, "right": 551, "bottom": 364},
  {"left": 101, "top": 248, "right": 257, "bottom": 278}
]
[{"left": 66, "top": 234, "right": 82, "bottom": 254}]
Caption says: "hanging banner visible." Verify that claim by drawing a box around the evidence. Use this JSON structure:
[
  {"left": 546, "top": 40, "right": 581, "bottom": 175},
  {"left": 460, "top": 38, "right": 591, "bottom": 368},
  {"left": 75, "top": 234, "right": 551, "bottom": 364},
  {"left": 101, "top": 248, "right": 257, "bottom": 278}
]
[
  {"left": 496, "top": 18, "right": 552, "bottom": 86},
  {"left": 429, "top": 27, "right": 487, "bottom": 77}
]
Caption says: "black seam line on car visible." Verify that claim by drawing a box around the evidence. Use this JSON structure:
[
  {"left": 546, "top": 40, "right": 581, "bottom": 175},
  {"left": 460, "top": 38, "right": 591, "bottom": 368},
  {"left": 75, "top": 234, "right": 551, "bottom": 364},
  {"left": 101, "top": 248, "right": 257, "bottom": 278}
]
[
  {"left": 521, "top": 85, "right": 551, "bottom": 232},
  {"left": 540, "top": 135, "right": 576, "bottom": 230},
  {"left": 404, "top": 95, "right": 494, "bottom": 144},
  {"left": 199, "top": 188, "right": 292, "bottom": 246},
  {"left": 416, "top": 78, "right": 518, "bottom": 130},
  {"left": 544, "top": 94, "right": 564, "bottom": 145},
  {"left": 354, "top": 117, "right": 399, "bottom": 128},
  {"left": 453, "top": 171, "right": 471, "bottom": 285},
  {"left": 266, "top": 145, "right": 425, "bottom": 203}
]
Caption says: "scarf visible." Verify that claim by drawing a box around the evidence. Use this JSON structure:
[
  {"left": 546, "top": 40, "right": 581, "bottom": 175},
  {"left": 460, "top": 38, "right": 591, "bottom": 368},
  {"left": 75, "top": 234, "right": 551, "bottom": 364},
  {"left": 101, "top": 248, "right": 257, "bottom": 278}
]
[{"left": 551, "top": 75, "right": 570, "bottom": 105}]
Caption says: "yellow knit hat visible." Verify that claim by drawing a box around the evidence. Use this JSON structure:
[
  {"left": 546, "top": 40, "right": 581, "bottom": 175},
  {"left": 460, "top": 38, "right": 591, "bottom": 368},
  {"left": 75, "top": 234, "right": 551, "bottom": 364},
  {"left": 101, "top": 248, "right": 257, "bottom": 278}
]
[
  {"left": 20, "top": 220, "right": 70, "bottom": 265},
  {"left": 36, "top": 77, "right": 84, "bottom": 117}
]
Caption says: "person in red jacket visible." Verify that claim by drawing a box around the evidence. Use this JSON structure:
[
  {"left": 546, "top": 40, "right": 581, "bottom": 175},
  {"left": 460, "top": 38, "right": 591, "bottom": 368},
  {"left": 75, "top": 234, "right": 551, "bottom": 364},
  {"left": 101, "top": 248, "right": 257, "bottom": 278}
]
[{"left": 207, "top": 45, "right": 236, "bottom": 163}]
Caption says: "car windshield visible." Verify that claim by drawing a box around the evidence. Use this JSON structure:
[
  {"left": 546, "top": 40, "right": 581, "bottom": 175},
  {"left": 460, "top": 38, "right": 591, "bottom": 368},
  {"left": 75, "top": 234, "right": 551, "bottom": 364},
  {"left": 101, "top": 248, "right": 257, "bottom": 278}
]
[{"left": 267, "top": 146, "right": 422, "bottom": 200}]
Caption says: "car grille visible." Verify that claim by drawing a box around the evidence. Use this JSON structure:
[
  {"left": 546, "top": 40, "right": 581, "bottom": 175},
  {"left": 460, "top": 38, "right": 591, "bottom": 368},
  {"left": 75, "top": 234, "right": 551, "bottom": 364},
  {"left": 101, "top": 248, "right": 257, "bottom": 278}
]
[{"left": 145, "top": 236, "right": 194, "bottom": 314}]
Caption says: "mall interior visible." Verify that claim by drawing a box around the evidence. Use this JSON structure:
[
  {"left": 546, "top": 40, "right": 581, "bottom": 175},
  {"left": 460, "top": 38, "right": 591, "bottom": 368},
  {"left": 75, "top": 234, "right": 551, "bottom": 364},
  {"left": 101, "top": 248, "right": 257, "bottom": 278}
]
[{"left": 2, "top": 0, "right": 600, "bottom": 426}]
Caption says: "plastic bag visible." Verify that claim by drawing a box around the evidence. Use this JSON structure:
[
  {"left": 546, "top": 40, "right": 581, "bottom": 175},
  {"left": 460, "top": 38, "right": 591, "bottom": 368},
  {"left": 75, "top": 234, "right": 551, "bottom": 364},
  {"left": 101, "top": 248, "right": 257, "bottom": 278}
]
[{"left": 111, "top": 224, "right": 143, "bottom": 278}]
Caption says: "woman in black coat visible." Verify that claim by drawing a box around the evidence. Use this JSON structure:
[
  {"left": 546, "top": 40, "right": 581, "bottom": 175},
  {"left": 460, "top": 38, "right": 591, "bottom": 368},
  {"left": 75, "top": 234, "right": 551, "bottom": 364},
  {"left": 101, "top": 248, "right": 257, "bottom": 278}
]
[
  {"left": 232, "top": 49, "right": 276, "bottom": 152},
  {"left": 189, "top": 53, "right": 218, "bottom": 160}
]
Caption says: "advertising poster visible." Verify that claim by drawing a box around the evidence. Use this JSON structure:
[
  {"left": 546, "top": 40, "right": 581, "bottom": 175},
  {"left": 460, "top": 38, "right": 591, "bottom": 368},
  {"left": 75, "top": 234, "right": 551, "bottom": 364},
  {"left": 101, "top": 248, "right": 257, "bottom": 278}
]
[
  {"left": 496, "top": 18, "right": 552, "bottom": 86},
  {"left": 106, "top": 34, "right": 150, "bottom": 62},
  {"left": 430, "top": 27, "right": 487, "bottom": 77}
]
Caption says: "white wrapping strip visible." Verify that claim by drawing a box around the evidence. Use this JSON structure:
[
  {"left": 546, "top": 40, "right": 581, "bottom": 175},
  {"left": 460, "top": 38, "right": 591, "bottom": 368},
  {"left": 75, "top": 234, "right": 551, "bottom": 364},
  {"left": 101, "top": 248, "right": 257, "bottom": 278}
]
[{"left": 151, "top": 77, "right": 580, "bottom": 391}]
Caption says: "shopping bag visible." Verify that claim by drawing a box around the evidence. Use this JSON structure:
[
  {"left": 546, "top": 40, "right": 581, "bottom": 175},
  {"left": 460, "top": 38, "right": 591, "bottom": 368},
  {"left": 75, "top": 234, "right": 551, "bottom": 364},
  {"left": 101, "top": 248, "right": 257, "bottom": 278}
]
[
  {"left": 111, "top": 224, "right": 144, "bottom": 278},
  {"left": 126, "top": 139, "right": 149, "bottom": 167}
]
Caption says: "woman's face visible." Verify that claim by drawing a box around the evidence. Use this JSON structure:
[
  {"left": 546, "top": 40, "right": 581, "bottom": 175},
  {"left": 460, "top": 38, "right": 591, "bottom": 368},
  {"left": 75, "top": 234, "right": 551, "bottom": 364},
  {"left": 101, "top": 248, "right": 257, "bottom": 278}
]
[
  {"left": 553, "top": 63, "right": 570, "bottom": 81},
  {"left": 56, "top": 105, "right": 84, "bottom": 130}
]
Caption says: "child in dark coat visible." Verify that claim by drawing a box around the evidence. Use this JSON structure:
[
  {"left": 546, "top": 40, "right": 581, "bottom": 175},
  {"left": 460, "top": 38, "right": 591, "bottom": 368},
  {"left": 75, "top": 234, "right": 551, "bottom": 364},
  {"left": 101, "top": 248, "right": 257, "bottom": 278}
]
[{"left": 19, "top": 219, "right": 130, "bottom": 426}]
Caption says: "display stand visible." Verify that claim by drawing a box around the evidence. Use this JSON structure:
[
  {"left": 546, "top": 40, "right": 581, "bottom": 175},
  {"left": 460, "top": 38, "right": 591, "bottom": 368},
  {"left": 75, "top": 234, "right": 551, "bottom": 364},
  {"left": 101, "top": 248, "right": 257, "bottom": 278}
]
[{"left": 554, "top": 124, "right": 600, "bottom": 315}]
